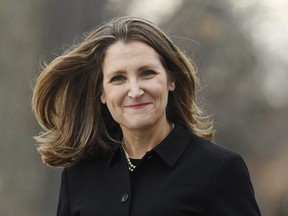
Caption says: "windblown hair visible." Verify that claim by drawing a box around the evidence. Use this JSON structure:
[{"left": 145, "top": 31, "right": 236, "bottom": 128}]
[{"left": 32, "top": 16, "right": 214, "bottom": 167}]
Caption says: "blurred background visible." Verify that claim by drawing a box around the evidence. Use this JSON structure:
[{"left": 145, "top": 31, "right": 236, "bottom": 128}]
[{"left": 1, "top": 0, "right": 287, "bottom": 215}]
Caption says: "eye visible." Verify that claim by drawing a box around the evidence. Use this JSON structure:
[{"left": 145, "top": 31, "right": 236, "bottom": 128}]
[
  {"left": 110, "top": 75, "right": 126, "bottom": 83},
  {"left": 141, "top": 70, "right": 156, "bottom": 77}
]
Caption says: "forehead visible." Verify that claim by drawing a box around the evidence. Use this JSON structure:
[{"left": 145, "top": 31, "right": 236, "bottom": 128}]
[{"left": 103, "top": 40, "right": 162, "bottom": 73}]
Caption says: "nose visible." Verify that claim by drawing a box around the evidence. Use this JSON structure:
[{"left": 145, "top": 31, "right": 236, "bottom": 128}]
[{"left": 128, "top": 81, "right": 144, "bottom": 99}]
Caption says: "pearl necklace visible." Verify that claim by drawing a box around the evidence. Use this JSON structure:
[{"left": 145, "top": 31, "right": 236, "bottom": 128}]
[{"left": 121, "top": 141, "right": 136, "bottom": 172}]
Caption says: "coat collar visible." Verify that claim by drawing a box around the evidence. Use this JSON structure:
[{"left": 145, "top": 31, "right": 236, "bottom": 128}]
[
  {"left": 108, "top": 123, "right": 192, "bottom": 168},
  {"left": 152, "top": 123, "right": 192, "bottom": 167}
]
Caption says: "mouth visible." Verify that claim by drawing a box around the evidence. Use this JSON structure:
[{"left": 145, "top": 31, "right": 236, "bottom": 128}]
[{"left": 125, "top": 102, "right": 151, "bottom": 109}]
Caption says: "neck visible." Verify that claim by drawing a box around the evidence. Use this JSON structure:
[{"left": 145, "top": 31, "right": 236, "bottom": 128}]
[{"left": 121, "top": 121, "right": 174, "bottom": 159}]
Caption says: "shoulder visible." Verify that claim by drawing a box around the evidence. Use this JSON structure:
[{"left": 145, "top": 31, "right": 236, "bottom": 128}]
[
  {"left": 65, "top": 143, "right": 119, "bottom": 173},
  {"left": 186, "top": 131, "right": 245, "bottom": 169},
  {"left": 191, "top": 132, "right": 235, "bottom": 154},
  {"left": 185, "top": 133, "right": 252, "bottom": 187},
  {"left": 64, "top": 155, "right": 108, "bottom": 177},
  {"left": 166, "top": 123, "right": 244, "bottom": 168},
  {"left": 179, "top": 128, "right": 261, "bottom": 215}
]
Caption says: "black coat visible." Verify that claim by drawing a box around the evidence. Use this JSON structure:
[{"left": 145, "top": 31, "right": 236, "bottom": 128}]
[{"left": 57, "top": 123, "right": 261, "bottom": 216}]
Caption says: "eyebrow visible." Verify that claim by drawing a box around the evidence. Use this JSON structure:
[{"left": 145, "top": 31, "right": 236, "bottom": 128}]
[{"left": 137, "top": 64, "right": 160, "bottom": 72}]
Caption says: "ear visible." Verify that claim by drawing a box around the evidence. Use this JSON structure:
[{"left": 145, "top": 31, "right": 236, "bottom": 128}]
[
  {"left": 168, "top": 79, "right": 175, "bottom": 91},
  {"left": 100, "top": 93, "right": 106, "bottom": 104}
]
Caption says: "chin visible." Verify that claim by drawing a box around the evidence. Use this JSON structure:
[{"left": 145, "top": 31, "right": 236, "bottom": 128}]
[{"left": 123, "top": 121, "right": 154, "bottom": 130}]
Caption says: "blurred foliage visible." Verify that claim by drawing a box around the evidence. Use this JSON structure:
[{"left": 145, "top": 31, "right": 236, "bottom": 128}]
[{"left": 1, "top": 0, "right": 287, "bottom": 215}]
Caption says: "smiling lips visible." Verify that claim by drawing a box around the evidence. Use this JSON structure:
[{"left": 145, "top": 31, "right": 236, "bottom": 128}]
[{"left": 125, "top": 102, "right": 151, "bottom": 109}]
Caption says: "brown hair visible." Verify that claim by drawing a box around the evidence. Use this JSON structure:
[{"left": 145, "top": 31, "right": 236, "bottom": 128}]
[{"left": 32, "top": 16, "right": 214, "bottom": 167}]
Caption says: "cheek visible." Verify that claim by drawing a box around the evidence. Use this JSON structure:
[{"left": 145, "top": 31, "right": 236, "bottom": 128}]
[
  {"left": 104, "top": 89, "right": 123, "bottom": 109},
  {"left": 151, "top": 85, "right": 170, "bottom": 105}
]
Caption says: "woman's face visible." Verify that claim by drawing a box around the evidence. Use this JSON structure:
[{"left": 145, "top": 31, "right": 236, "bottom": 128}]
[{"left": 101, "top": 40, "right": 175, "bottom": 131}]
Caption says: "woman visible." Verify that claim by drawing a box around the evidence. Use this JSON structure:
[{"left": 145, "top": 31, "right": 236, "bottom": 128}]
[{"left": 32, "top": 16, "right": 261, "bottom": 215}]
